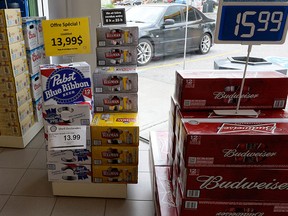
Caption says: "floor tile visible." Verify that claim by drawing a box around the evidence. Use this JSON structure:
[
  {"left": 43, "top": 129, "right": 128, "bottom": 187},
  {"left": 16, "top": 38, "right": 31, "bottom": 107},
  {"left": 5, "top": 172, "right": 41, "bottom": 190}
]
[
  {"left": 105, "top": 199, "right": 154, "bottom": 216},
  {"left": 12, "top": 169, "right": 53, "bottom": 197},
  {"left": 0, "top": 148, "right": 38, "bottom": 168},
  {"left": 138, "top": 150, "right": 151, "bottom": 172},
  {"left": 127, "top": 172, "right": 152, "bottom": 201},
  {"left": 0, "top": 196, "right": 56, "bottom": 216},
  {"left": 26, "top": 128, "right": 45, "bottom": 149},
  {"left": 29, "top": 149, "right": 47, "bottom": 169},
  {"left": 140, "top": 121, "right": 169, "bottom": 141},
  {"left": 0, "top": 195, "right": 9, "bottom": 211},
  {"left": 0, "top": 168, "right": 26, "bottom": 195},
  {"left": 51, "top": 197, "right": 105, "bottom": 216}
]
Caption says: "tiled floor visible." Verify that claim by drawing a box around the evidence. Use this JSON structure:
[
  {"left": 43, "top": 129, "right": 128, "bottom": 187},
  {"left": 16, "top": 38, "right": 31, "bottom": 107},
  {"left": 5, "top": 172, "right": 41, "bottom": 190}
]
[{"left": 0, "top": 129, "right": 155, "bottom": 216}]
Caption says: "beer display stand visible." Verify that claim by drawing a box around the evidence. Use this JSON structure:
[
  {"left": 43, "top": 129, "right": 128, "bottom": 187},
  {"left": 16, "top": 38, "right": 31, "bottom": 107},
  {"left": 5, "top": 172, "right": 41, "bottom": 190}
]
[{"left": 0, "top": 121, "right": 43, "bottom": 148}]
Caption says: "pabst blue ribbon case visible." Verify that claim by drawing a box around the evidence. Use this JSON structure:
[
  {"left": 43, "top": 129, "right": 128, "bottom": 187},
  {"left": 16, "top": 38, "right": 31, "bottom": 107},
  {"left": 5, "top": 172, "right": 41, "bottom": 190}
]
[
  {"left": 174, "top": 70, "right": 288, "bottom": 110},
  {"left": 40, "top": 62, "right": 92, "bottom": 105}
]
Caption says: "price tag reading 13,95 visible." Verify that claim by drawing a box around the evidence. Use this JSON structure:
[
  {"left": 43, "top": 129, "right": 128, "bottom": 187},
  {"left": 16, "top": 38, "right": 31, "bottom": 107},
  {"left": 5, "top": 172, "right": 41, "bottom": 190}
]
[
  {"left": 47, "top": 125, "right": 86, "bottom": 151},
  {"left": 42, "top": 17, "right": 91, "bottom": 56}
]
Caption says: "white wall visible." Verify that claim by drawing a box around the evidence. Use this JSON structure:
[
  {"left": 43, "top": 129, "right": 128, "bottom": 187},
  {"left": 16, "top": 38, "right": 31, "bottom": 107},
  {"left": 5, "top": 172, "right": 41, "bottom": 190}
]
[{"left": 39, "top": 0, "right": 101, "bottom": 71}]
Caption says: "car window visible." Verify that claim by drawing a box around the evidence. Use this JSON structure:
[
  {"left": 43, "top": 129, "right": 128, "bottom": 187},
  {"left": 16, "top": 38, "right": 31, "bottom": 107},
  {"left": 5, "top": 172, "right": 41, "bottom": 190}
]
[
  {"left": 164, "top": 6, "right": 183, "bottom": 24},
  {"left": 195, "top": 10, "right": 202, "bottom": 20},
  {"left": 183, "top": 6, "right": 197, "bottom": 22},
  {"left": 126, "top": 6, "right": 165, "bottom": 23}
]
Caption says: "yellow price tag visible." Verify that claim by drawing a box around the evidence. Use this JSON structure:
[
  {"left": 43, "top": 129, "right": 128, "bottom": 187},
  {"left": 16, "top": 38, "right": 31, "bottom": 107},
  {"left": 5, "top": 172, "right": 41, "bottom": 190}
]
[{"left": 42, "top": 17, "right": 91, "bottom": 56}]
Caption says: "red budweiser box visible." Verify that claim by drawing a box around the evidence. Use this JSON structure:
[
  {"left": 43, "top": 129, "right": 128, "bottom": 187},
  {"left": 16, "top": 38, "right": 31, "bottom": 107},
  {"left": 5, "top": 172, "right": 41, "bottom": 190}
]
[
  {"left": 178, "top": 117, "right": 288, "bottom": 168},
  {"left": 154, "top": 166, "right": 178, "bottom": 216},
  {"left": 177, "top": 166, "right": 288, "bottom": 202},
  {"left": 175, "top": 180, "right": 288, "bottom": 216},
  {"left": 174, "top": 70, "right": 288, "bottom": 110}
]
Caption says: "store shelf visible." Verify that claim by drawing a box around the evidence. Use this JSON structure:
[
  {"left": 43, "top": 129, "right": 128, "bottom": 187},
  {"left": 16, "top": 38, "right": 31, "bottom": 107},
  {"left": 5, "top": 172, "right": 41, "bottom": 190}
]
[
  {"left": 52, "top": 182, "right": 127, "bottom": 198},
  {"left": 0, "top": 121, "right": 43, "bottom": 148}
]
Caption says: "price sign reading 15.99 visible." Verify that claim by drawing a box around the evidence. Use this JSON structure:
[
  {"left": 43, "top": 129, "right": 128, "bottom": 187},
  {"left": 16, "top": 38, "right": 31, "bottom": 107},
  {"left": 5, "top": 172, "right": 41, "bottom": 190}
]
[
  {"left": 215, "top": 1, "right": 288, "bottom": 45},
  {"left": 42, "top": 17, "right": 91, "bottom": 56}
]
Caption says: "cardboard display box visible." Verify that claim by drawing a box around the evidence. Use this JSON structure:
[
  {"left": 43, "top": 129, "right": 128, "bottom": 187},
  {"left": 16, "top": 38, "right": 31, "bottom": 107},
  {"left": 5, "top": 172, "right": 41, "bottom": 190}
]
[
  {"left": 0, "top": 40, "right": 26, "bottom": 62},
  {"left": 0, "top": 57, "right": 28, "bottom": 78},
  {"left": 0, "top": 25, "right": 23, "bottom": 45},
  {"left": 0, "top": 9, "right": 22, "bottom": 27}
]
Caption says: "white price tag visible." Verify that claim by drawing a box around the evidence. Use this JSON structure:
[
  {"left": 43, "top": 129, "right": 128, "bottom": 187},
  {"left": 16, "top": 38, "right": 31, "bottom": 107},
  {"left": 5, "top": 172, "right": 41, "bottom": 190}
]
[{"left": 47, "top": 125, "right": 86, "bottom": 151}]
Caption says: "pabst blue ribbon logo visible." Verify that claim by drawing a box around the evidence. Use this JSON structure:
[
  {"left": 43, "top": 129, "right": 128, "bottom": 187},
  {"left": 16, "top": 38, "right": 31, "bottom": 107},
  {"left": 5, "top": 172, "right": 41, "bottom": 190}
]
[{"left": 43, "top": 67, "right": 91, "bottom": 104}]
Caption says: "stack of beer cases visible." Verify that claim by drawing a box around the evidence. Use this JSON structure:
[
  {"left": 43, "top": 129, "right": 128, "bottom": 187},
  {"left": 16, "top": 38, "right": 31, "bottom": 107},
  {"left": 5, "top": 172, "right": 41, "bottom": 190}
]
[
  {"left": 22, "top": 16, "right": 47, "bottom": 124},
  {"left": 90, "top": 26, "right": 139, "bottom": 184},
  {"left": 0, "top": 9, "right": 35, "bottom": 137},
  {"left": 40, "top": 62, "right": 94, "bottom": 182},
  {"left": 165, "top": 69, "right": 288, "bottom": 215}
]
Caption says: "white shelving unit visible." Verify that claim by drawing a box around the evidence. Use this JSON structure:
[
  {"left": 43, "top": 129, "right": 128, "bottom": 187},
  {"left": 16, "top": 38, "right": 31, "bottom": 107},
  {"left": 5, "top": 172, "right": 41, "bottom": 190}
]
[
  {"left": 52, "top": 182, "right": 127, "bottom": 198},
  {"left": 0, "top": 121, "right": 43, "bottom": 148}
]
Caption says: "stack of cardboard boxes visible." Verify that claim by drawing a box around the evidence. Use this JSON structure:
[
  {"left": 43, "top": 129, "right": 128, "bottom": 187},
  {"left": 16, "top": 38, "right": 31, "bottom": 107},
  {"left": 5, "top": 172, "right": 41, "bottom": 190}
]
[
  {"left": 151, "top": 69, "right": 288, "bottom": 215},
  {"left": 0, "top": 9, "right": 34, "bottom": 137},
  {"left": 91, "top": 26, "right": 139, "bottom": 184},
  {"left": 40, "top": 62, "right": 94, "bottom": 182},
  {"left": 22, "top": 16, "right": 47, "bottom": 124}
]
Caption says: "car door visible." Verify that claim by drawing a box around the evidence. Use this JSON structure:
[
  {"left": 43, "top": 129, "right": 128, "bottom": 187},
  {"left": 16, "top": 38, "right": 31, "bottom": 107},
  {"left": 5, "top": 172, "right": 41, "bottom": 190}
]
[
  {"left": 183, "top": 6, "right": 204, "bottom": 50},
  {"left": 159, "top": 5, "right": 186, "bottom": 55}
]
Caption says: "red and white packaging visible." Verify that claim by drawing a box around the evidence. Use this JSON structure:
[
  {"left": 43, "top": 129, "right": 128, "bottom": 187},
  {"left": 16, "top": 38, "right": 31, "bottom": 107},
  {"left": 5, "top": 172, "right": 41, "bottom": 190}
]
[
  {"left": 22, "top": 17, "right": 38, "bottom": 50},
  {"left": 178, "top": 117, "right": 288, "bottom": 168},
  {"left": 177, "top": 166, "right": 288, "bottom": 202},
  {"left": 175, "top": 181, "right": 288, "bottom": 216},
  {"left": 30, "top": 72, "right": 42, "bottom": 100},
  {"left": 174, "top": 70, "right": 288, "bottom": 110},
  {"left": 154, "top": 166, "right": 178, "bottom": 216}
]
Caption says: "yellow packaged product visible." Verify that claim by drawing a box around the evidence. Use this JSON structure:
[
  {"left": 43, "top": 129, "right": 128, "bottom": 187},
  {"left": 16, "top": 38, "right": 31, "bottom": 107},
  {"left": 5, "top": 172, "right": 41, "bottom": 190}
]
[
  {"left": 0, "top": 25, "right": 23, "bottom": 44},
  {"left": 91, "top": 113, "right": 139, "bottom": 146},
  {"left": 0, "top": 40, "right": 26, "bottom": 62},
  {"left": 0, "top": 87, "right": 31, "bottom": 108},
  {"left": 0, "top": 9, "right": 22, "bottom": 27},
  {"left": 0, "top": 71, "right": 30, "bottom": 93},
  {"left": 0, "top": 57, "right": 28, "bottom": 77},
  {"left": 92, "top": 165, "right": 138, "bottom": 183}
]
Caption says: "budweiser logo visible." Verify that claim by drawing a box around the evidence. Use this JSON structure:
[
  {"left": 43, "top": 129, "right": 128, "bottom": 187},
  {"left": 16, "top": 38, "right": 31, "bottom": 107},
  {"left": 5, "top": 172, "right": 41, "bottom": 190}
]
[
  {"left": 196, "top": 175, "right": 288, "bottom": 190},
  {"left": 101, "top": 131, "right": 120, "bottom": 138},
  {"left": 216, "top": 212, "right": 264, "bottom": 216},
  {"left": 218, "top": 123, "right": 276, "bottom": 134},
  {"left": 223, "top": 149, "right": 277, "bottom": 159},
  {"left": 213, "top": 92, "right": 259, "bottom": 100}
]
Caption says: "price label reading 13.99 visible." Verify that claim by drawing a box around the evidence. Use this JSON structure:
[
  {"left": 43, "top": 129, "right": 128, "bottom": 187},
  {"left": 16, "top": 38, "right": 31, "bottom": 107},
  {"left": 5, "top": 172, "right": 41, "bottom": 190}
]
[
  {"left": 42, "top": 17, "right": 91, "bottom": 56},
  {"left": 215, "top": 1, "right": 288, "bottom": 45}
]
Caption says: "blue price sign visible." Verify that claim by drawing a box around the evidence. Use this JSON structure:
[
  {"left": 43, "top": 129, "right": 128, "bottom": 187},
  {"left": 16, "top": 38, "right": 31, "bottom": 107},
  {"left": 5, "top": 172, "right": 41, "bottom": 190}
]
[{"left": 215, "top": 1, "right": 288, "bottom": 44}]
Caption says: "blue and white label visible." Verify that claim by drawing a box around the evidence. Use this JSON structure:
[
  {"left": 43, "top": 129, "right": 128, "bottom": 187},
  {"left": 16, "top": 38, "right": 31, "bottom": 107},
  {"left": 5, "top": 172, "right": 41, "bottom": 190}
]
[{"left": 43, "top": 67, "right": 91, "bottom": 104}]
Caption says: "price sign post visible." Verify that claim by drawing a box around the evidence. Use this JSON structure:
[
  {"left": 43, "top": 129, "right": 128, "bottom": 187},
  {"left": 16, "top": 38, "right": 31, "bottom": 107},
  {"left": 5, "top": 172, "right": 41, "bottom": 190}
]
[
  {"left": 214, "top": 0, "right": 288, "bottom": 116},
  {"left": 42, "top": 17, "right": 91, "bottom": 56}
]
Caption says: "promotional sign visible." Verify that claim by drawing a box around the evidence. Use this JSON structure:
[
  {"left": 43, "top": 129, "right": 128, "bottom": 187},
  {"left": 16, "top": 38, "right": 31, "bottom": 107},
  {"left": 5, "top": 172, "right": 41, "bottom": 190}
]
[
  {"left": 215, "top": 0, "right": 288, "bottom": 44},
  {"left": 47, "top": 125, "right": 86, "bottom": 151},
  {"left": 101, "top": 8, "right": 126, "bottom": 26},
  {"left": 42, "top": 17, "right": 91, "bottom": 56}
]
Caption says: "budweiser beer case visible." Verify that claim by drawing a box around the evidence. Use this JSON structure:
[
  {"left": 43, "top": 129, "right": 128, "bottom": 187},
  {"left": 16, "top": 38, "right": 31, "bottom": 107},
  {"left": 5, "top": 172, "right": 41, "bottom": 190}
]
[
  {"left": 92, "top": 165, "right": 138, "bottom": 183},
  {"left": 94, "top": 93, "right": 138, "bottom": 112},
  {"left": 40, "top": 62, "right": 92, "bottom": 105},
  {"left": 0, "top": 57, "right": 28, "bottom": 78},
  {"left": 91, "top": 113, "right": 139, "bottom": 146},
  {"left": 96, "top": 46, "right": 137, "bottom": 66},
  {"left": 96, "top": 26, "right": 138, "bottom": 47},
  {"left": 174, "top": 70, "right": 288, "bottom": 110},
  {"left": 47, "top": 163, "right": 92, "bottom": 182},
  {"left": 93, "top": 72, "right": 138, "bottom": 94},
  {"left": 0, "top": 25, "right": 23, "bottom": 45},
  {"left": 178, "top": 117, "right": 288, "bottom": 168},
  {"left": 0, "top": 9, "right": 22, "bottom": 27},
  {"left": 92, "top": 146, "right": 138, "bottom": 166},
  {"left": 176, "top": 166, "right": 288, "bottom": 202}
]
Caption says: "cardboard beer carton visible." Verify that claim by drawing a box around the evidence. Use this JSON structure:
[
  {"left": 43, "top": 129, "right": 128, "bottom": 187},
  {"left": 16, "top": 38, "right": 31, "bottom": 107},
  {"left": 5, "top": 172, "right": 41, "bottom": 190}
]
[
  {"left": 0, "top": 25, "right": 23, "bottom": 45},
  {"left": 0, "top": 87, "right": 31, "bottom": 108},
  {"left": 92, "top": 165, "right": 138, "bottom": 183},
  {"left": 94, "top": 93, "right": 138, "bottom": 112},
  {"left": 0, "top": 9, "right": 22, "bottom": 27},
  {"left": 26, "top": 45, "right": 45, "bottom": 74},
  {"left": 92, "top": 146, "right": 138, "bottom": 166},
  {"left": 33, "top": 96, "right": 43, "bottom": 123},
  {"left": 178, "top": 117, "right": 288, "bottom": 168},
  {"left": 0, "top": 40, "right": 26, "bottom": 62},
  {"left": 93, "top": 72, "right": 138, "bottom": 94},
  {"left": 96, "top": 26, "right": 138, "bottom": 47},
  {"left": 40, "top": 62, "right": 92, "bottom": 105},
  {"left": 36, "top": 17, "right": 45, "bottom": 46},
  {"left": 0, "top": 71, "right": 30, "bottom": 93},
  {"left": 174, "top": 70, "right": 288, "bottom": 110},
  {"left": 0, "top": 57, "right": 28, "bottom": 78},
  {"left": 22, "top": 17, "right": 38, "bottom": 50},
  {"left": 175, "top": 180, "right": 288, "bottom": 216},
  {"left": 95, "top": 65, "right": 136, "bottom": 73},
  {"left": 96, "top": 46, "right": 137, "bottom": 66},
  {"left": 47, "top": 163, "right": 92, "bottom": 182},
  {"left": 91, "top": 113, "right": 139, "bottom": 146},
  {"left": 43, "top": 103, "right": 93, "bottom": 126},
  {"left": 30, "top": 72, "right": 42, "bottom": 100}
]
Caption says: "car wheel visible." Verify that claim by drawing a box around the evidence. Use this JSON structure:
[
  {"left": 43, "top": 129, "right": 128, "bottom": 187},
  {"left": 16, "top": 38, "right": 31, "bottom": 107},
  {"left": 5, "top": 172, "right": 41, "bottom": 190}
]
[
  {"left": 137, "top": 38, "right": 153, "bottom": 66},
  {"left": 197, "top": 33, "right": 211, "bottom": 54}
]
